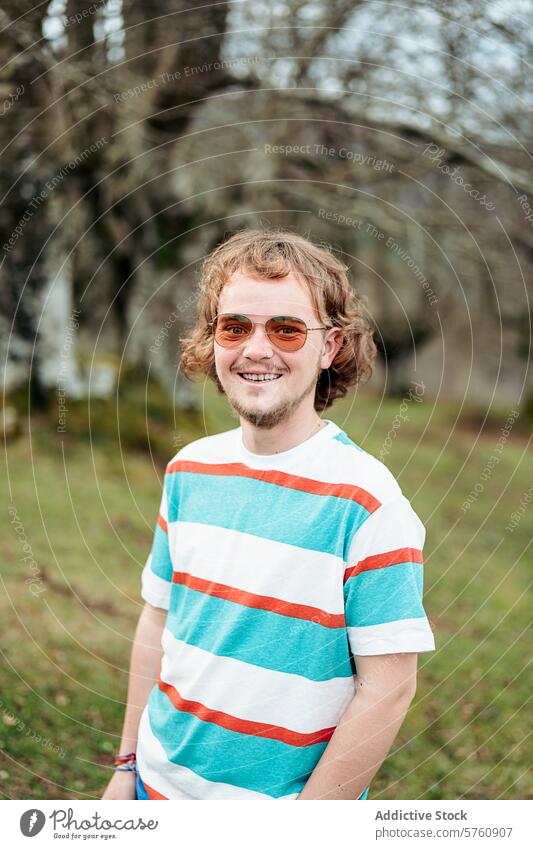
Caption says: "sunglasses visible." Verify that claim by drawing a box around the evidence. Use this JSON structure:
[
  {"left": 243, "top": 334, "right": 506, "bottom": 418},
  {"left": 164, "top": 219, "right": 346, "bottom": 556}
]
[{"left": 209, "top": 313, "right": 330, "bottom": 352}]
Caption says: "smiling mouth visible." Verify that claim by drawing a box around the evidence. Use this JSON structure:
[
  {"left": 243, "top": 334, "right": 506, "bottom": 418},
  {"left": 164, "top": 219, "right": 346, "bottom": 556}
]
[{"left": 237, "top": 373, "right": 283, "bottom": 384}]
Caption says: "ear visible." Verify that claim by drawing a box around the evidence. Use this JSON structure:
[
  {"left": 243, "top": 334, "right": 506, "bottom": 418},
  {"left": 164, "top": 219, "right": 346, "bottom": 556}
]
[{"left": 320, "top": 328, "right": 344, "bottom": 369}]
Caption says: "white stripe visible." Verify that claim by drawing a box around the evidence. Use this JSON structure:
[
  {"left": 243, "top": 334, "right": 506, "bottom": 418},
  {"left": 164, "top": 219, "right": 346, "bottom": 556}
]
[
  {"left": 168, "top": 521, "right": 344, "bottom": 612},
  {"left": 322, "top": 439, "right": 402, "bottom": 503},
  {"left": 347, "top": 617, "right": 436, "bottom": 655},
  {"left": 177, "top": 423, "right": 340, "bottom": 470},
  {"left": 160, "top": 485, "right": 169, "bottom": 522},
  {"left": 136, "top": 707, "right": 298, "bottom": 800},
  {"left": 160, "top": 628, "right": 355, "bottom": 734},
  {"left": 141, "top": 557, "right": 171, "bottom": 609},
  {"left": 346, "top": 495, "right": 425, "bottom": 566}
]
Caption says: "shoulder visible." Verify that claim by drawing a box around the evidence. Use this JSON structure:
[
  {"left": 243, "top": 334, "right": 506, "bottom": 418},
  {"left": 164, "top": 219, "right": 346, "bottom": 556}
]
[
  {"left": 325, "top": 428, "right": 403, "bottom": 507},
  {"left": 335, "top": 436, "right": 425, "bottom": 542},
  {"left": 164, "top": 426, "right": 240, "bottom": 471}
]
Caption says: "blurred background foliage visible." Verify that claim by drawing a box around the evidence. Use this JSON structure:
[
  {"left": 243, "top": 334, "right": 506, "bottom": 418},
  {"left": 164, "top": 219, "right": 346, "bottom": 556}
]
[
  {"left": 0, "top": 0, "right": 531, "bottom": 800},
  {"left": 2, "top": 0, "right": 533, "bottom": 408}
]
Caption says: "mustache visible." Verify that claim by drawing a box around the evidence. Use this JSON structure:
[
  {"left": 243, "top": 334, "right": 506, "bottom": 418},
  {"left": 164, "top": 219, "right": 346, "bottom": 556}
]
[{"left": 232, "top": 368, "right": 286, "bottom": 374}]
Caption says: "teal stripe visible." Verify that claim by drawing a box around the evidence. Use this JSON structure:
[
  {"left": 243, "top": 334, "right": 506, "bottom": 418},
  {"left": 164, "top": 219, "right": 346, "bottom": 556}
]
[
  {"left": 149, "top": 524, "right": 173, "bottom": 582},
  {"left": 333, "top": 432, "right": 363, "bottom": 451},
  {"left": 135, "top": 774, "right": 150, "bottom": 800},
  {"left": 165, "top": 472, "right": 369, "bottom": 558},
  {"left": 344, "top": 562, "right": 425, "bottom": 626},
  {"left": 166, "top": 583, "right": 353, "bottom": 682},
  {"left": 147, "top": 686, "right": 327, "bottom": 798}
]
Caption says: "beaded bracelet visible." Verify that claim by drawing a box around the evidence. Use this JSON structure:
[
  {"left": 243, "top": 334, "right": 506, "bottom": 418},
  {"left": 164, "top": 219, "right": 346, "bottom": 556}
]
[{"left": 113, "top": 751, "right": 137, "bottom": 772}]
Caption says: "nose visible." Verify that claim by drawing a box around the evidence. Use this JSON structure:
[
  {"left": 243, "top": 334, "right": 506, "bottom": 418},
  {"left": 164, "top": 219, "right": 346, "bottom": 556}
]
[{"left": 240, "top": 322, "right": 274, "bottom": 359}]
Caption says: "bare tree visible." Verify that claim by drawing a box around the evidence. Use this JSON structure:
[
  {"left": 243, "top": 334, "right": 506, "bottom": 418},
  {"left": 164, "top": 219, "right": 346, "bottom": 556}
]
[{"left": 1, "top": 0, "right": 531, "bottom": 407}]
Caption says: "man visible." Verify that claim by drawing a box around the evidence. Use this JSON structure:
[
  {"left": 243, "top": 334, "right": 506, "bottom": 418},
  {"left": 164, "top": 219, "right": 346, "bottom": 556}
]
[{"left": 102, "top": 229, "right": 436, "bottom": 801}]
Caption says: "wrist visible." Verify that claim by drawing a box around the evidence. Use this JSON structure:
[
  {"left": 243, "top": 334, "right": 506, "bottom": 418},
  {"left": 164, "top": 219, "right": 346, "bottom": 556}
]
[{"left": 114, "top": 770, "right": 136, "bottom": 781}]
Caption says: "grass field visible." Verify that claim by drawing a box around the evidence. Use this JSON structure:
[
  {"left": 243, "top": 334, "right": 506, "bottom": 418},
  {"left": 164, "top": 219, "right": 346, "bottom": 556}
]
[{"left": 1, "top": 382, "right": 531, "bottom": 800}]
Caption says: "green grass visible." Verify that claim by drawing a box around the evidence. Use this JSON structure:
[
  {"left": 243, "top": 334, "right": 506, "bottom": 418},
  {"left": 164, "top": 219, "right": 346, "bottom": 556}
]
[{"left": 0, "top": 382, "right": 530, "bottom": 799}]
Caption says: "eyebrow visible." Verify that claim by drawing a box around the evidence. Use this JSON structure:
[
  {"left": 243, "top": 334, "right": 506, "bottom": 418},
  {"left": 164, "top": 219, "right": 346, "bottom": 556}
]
[{"left": 221, "top": 313, "right": 302, "bottom": 319}]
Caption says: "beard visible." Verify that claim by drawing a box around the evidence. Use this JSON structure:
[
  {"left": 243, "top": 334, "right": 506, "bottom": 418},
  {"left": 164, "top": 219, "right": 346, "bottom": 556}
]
[{"left": 224, "top": 357, "right": 325, "bottom": 430}]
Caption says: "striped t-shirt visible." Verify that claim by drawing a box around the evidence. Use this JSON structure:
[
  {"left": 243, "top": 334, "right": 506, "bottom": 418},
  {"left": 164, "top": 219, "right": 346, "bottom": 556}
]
[{"left": 136, "top": 419, "right": 436, "bottom": 800}]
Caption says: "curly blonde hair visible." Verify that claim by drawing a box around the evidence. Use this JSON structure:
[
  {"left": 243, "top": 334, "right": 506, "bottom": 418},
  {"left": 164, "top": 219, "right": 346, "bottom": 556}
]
[{"left": 179, "top": 229, "right": 377, "bottom": 411}]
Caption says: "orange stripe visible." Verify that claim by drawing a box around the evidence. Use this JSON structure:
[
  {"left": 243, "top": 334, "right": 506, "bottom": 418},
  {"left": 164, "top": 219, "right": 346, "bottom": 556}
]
[
  {"left": 157, "top": 513, "right": 168, "bottom": 534},
  {"left": 344, "top": 547, "right": 423, "bottom": 582},
  {"left": 172, "top": 571, "right": 345, "bottom": 628},
  {"left": 142, "top": 779, "right": 168, "bottom": 800},
  {"left": 166, "top": 460, "right": 381, "bottom": 513},
  {"left": 158, "top": 676, "right": 335, "bottom": 747}
]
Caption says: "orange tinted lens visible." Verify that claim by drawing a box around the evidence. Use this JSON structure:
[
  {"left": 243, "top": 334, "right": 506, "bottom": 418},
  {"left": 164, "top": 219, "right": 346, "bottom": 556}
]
[
  {"left": 215, "top": 314, "right": 253, "bottom": 346},
  {"left": 266, "top": 317, "right": 307, "bottom": 350}
]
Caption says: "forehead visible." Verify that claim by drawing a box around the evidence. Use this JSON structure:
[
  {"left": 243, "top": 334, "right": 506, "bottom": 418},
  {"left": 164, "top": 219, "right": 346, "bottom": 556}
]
[{"left": 217, "top": 270, "right": 318, "bottom": 319}]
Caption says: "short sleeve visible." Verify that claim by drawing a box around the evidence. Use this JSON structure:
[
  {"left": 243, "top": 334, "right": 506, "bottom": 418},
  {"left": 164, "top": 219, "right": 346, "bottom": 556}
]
[
  {"left": 140, "top": 475, "right": 173, "bottom": 610},
  {"left": 343, "top": 495, "right": 436, "bottom": 655}
]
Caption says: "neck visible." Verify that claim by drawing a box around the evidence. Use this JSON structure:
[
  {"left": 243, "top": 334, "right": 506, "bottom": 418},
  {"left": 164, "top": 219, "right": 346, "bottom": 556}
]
[{"left": 240, "top": 408, "right": 326, "bottom": 456}]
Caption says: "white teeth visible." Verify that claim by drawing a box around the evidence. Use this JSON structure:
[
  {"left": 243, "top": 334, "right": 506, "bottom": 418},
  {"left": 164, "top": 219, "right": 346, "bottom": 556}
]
[{"left": 240, "top": 373, "right": 282, "bottom": 382}]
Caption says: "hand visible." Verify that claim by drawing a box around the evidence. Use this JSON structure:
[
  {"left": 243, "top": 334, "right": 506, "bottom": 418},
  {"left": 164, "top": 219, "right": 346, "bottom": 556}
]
[{"left": 101, "top": 770, "right": 137, "bottom": 800}]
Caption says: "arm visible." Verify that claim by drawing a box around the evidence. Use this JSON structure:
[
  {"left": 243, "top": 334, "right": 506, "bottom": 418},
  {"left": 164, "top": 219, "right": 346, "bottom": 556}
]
[
  {"left": 102, "top": 601, "right": 167, "bottom": 799},
  {"left": 297, "top": 652, "right": 418, "bottom": 800}
]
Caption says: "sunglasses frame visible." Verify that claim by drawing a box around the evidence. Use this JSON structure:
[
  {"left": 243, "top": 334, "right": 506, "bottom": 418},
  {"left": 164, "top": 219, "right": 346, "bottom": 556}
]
[{"left": 208, "top": 313, "right": 331, "bottom": 351}]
